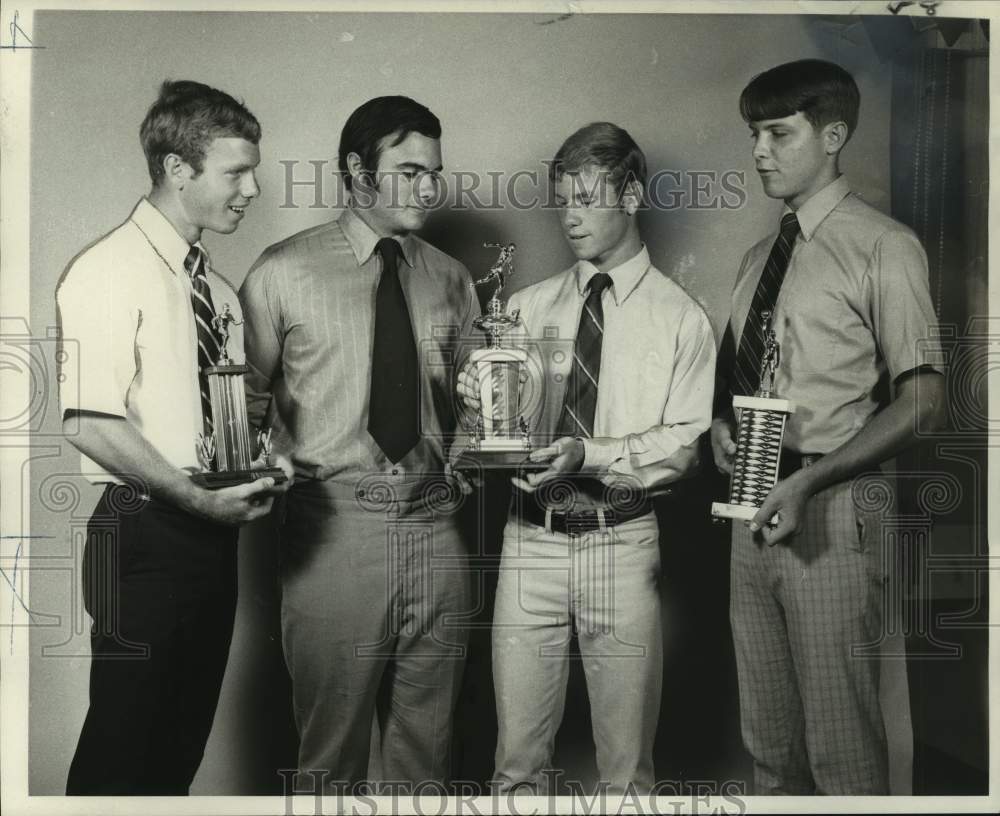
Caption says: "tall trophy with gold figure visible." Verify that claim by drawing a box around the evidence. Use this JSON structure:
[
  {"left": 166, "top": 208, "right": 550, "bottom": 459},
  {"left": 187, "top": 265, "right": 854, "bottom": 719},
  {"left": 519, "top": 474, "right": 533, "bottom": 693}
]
[
  {"left": 191, "top": 304, "right": 287, "bottom": 489},
  {"left": 455, "top": 243, "right": 538, "bottom": 470},
  {"left": 712, "top": 312, "right": 795, "bottom": 521}
]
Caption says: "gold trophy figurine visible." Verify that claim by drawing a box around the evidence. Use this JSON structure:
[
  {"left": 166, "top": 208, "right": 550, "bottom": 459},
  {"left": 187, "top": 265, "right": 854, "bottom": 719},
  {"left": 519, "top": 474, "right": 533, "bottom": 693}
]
[
  {"left": 455, "top": 243, "right": 539, "bottom": 470},
  {"left": 711, "top": 311, "right": 795, "bottom": 521},
  {"left": 190, "top": 304, "right": 287, "bottom": 489}
]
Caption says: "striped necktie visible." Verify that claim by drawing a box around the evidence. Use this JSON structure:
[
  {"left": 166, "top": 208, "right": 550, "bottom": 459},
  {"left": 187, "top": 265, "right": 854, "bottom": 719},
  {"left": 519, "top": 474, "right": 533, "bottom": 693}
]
[
  {"left": 556, "top": 271, "right": 613, "bottom": 439},
  {"left": 732, "top": 212, "right": 800, "bottom": 396},
  {"left": 184, "top": 245, "right": 222, "bottom": 433}
]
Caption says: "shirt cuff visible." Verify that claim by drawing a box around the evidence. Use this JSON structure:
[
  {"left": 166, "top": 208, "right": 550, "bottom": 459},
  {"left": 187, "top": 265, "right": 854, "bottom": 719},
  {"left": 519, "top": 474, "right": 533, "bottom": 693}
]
[
  {"left": 60, "top": 377, "right": 128, "bottom": 420},
  {"left": 581, "top": 437, "right": 623, "bottom": 474}
]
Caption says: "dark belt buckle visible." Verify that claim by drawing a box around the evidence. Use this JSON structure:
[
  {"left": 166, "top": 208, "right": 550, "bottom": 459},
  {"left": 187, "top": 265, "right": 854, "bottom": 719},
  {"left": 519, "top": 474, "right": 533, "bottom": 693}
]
[{"left": 562, "top": 508, "right": 616, "bottom": 535}]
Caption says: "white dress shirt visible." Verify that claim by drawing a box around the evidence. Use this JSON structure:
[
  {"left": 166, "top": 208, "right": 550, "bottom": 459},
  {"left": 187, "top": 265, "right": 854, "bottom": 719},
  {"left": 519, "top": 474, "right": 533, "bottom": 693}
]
[
  {"left": 506, "top": 244, "right": 716, "bottom": 494},
  {"left": 56, "top": 198, "right": 244, "bottom": 482}
]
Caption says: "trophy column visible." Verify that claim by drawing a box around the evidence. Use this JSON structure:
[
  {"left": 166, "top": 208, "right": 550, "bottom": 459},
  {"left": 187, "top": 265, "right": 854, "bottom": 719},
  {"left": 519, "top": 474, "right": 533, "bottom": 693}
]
[
  {"left": 472, "top": 344, "right": 529, "bottom": 446},
  {"left": 190, "top": 304, "right": 287, "bottom": 489},
  {"left": 711, "top": 313, "right": 795, "bottom": 521},
  {"left": 206, "top": 363, "right": 253, "bottom": 471}
]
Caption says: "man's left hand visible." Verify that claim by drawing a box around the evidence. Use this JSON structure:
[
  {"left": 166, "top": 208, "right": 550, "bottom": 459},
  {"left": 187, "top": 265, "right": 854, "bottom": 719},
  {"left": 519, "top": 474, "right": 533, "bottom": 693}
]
[
  {"left": 445, "top": 461, "right": 479, "bottom": 495},
  {"left": 748, "top": 472, "right": 811, "bottom": 546},
  {"left": 512, "top": 436, "right": 585, "bottom": 493},
  {"left": 252, "top": 453, "right": 294, "bottom": 495}
]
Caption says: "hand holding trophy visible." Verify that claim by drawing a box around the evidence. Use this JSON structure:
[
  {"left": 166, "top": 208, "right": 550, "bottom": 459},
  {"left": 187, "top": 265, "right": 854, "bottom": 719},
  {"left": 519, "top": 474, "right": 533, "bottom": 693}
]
[
  {"left": 711, "top": 311, "right": 795, "bottom": 521},
  {"left": 191, "top": 304, "right": 288, "bottom": 489}
]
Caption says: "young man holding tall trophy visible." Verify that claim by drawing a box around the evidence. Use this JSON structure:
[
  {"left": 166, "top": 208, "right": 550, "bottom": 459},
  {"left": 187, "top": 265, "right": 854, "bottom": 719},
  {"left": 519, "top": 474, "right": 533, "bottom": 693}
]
[
  {"left": 711, "top": 60, "right": 947, "bottom": 795},
  {"left": 459, "top": 122, "right": 716, "bottom": 792},
  {"left": 56, "top": 80, "right": 286, "bottom": 794}
]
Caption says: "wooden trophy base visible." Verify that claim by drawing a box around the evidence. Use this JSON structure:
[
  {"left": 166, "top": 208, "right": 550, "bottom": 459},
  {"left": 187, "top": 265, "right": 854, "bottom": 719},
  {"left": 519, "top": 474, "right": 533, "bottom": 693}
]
[
  {"left": 190, "top": 467, "right": 288, "bottom": 490},
  {"left": 454, "top": 445, "right": 548, "bottom": 472}
]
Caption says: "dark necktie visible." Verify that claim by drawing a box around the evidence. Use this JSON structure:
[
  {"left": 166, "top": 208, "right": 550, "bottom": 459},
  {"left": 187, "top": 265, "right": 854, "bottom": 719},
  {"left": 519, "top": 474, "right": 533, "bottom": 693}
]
[
  {"left": 732, "top": 212, "right": 800, "bottom": 396},
  {"left": 184, "top": 245, "right": 222, "bottom": 433},
  {"left": 556, "top": 272, "right": 613, "bottom": 439},
  {"left": 367, "top": 237, "right": 420, "bottom": 463}
]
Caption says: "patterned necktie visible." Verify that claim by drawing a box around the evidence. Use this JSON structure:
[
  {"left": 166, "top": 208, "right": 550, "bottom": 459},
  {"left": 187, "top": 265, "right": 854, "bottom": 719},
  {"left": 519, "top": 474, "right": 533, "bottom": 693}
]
[
  {"left": 184, "top": 245, "right": 222, "bottom": 433},
  {"left": 556, "top": 272, "right": 613, "bottom": 439},
  {"left": 367, "top": 237, "right": 420, "bottom": 463},
  {"left": 732, "top": 212, "right": 800, "bottom": 396}
]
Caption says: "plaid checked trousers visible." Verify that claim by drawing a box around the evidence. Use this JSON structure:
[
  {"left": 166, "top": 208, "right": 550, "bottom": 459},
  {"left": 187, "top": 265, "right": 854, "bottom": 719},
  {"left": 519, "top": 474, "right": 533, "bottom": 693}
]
[{"left": 729, "top": 476, "right": 891, "bottom": 795}]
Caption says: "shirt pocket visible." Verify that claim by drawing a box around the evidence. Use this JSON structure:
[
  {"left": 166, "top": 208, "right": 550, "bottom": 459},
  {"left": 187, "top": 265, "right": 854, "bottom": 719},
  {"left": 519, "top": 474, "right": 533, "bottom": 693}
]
[{"left": 779, "top": 282, "right": 868, "bottom": 374}]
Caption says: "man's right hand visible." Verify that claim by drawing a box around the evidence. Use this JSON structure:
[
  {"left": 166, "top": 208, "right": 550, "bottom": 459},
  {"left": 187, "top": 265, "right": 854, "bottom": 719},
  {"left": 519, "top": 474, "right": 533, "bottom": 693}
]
[
  {"left": 193, "top": 477, "right": 278, "bottom": 526},
  {"left": 710, "top": 417, "right": 737, "bottom": 475}
]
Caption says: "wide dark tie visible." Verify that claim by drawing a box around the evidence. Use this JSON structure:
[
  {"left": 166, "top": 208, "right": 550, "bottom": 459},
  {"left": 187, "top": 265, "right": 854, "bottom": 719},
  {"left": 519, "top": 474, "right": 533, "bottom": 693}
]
[
  {"left": 732, "top": 212, "right": 800, "bottom": 396},
  {"left": 184, "top": 245, "right": 222, "bottom": 433},
  {"left": 556, "top": 272, "right": 613, "bottom": 439},
  {"left": 367, "top": 237, "right": 420, "bottom": 463}
]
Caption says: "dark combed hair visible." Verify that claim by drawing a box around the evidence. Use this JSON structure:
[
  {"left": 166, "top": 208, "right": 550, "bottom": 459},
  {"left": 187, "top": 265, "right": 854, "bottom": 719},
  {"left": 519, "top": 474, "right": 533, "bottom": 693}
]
[
  {"left": 337, "top": 96, "right": 441, "bottom": 191},
  {"left": 739, "top": 59, "right": 860, "bottom": 140},
  {"left": 549, "top": 121, "right": 647, "bottom": 200},
  {"left": 139, "top": 80, "right": 261, "bottom": 185}
]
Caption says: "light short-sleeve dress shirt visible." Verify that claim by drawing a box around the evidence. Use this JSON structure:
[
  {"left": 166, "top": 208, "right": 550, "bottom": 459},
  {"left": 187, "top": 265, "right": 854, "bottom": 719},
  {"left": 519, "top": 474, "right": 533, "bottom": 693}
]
[
  {"left": 729, "top": 176, "right": 942, "bottom": 454},
  {"left": 56, "top": 198, "right": 243, "bottom": 482}
]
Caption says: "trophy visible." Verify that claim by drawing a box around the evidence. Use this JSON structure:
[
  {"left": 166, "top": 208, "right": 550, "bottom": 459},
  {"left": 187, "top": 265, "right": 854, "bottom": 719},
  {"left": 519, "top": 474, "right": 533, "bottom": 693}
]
[
  {"left": 190, "top": 304, "right": 287, "bottom": 489},
  {"left": 711, "top": 312, "right": 795, "bottom": 521},
  {"left": 455, "top": 243, "right": 541, "bottom": 470}
]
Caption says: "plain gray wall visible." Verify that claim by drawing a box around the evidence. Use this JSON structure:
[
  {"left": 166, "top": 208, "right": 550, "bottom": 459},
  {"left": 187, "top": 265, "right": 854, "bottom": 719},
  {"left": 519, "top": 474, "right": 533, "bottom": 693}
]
[{"left": 28, "top": 10, "right": 896, "bottom": 794}]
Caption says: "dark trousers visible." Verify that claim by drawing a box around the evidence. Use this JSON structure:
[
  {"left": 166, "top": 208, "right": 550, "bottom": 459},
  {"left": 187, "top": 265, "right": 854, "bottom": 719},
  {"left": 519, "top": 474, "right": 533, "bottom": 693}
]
[{"left": 66, "top": 485, "right": 238, "bottom": 795}]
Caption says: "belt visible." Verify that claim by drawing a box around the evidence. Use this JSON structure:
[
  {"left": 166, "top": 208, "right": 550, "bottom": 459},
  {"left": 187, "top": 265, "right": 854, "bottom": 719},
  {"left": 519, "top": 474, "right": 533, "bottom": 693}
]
[
  {"left": 512, "top": 491, "right": 653, "bottom": 535},
  {"left": 777, "top": 451, "right": 824, "bottom": 480}
]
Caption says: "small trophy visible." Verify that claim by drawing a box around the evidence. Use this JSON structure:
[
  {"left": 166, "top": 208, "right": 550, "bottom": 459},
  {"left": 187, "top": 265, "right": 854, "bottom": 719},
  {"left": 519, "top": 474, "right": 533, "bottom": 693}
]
[
  {"left": 190, "top": 304, "right": 287, "bottom": 489},
  {"left": 455, "top": 243, "right": 541, "bottom": 471},
  {"left": 711, "top": 312, "right": 795, "bottom": 521}
]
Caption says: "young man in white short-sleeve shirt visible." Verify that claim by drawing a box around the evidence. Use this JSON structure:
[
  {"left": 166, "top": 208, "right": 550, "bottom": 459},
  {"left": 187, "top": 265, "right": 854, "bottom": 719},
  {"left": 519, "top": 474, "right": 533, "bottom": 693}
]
[{"left": 56, "top": 80, "right": 287, "bottom": 795}]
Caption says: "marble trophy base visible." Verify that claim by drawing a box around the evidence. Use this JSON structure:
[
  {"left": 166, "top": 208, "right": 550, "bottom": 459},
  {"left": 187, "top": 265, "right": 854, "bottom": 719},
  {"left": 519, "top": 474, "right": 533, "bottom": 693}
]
[{"left": 710, "top": 501, "right": 758, "bottom": 522}]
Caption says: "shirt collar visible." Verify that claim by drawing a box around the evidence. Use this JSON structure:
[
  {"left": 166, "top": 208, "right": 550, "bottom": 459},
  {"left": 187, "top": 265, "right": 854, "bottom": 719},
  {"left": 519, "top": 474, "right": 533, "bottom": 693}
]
[
  {"left": 339, "top": 204, "right": 416, "bottom": 268},
  {"left": 130, "top": 197, "right": 196, "bottom": 276},
  {"left": 786, "top": 175, "right": 851, "bottom": 241},
  {"left": 574, "top": 244, "right": 651, "bottom": 306}
]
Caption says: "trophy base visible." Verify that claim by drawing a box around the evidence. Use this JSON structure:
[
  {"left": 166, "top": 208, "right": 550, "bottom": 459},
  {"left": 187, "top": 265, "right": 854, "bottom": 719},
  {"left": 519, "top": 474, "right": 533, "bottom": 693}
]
[
  {"left": 190, "top": 468, "right": 288, "bottom": 490},
  {"left": 711, "top": 501, "right": 758, "bottom": 521},
  {"left": 454, "top": 447, "right": 548, "bottom": 472}
]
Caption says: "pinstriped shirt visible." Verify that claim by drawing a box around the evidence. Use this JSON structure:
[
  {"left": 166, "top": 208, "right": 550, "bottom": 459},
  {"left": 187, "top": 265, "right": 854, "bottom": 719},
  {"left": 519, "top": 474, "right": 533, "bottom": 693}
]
[
  {"left": 240, "top": 206, "right": 478, "bottom": 484},
  {"left": 56, "top": 198, "right": 244, "bottom": 483}
]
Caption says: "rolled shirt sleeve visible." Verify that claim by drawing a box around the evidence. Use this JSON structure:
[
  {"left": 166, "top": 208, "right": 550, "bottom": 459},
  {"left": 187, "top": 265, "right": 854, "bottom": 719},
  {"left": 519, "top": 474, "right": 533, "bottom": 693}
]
[
  {"left": 866, "top": 228, "right": 943, "bottom": 381},
  {"left": 582, "top": 303, "right": 716, "bottom": 490}
]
